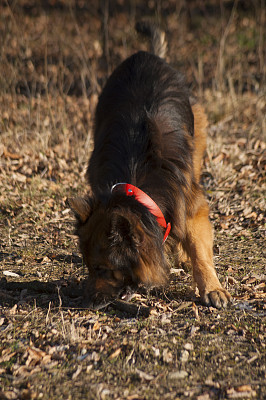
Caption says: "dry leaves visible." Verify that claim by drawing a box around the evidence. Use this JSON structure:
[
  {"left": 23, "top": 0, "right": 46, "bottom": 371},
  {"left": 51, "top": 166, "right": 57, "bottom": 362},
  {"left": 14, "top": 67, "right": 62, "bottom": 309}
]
[
  {"left": 0, "top": 1, "right": 265, "bottom": 400},
  {"left": 227, "top": 385, "right": 256, "bottom": 398}
]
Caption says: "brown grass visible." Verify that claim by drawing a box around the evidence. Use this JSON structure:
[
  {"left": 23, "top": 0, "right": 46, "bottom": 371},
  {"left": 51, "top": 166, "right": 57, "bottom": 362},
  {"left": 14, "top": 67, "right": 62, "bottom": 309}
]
[{"left": 0, "top": 1, "right": 265, "bottom": 399}]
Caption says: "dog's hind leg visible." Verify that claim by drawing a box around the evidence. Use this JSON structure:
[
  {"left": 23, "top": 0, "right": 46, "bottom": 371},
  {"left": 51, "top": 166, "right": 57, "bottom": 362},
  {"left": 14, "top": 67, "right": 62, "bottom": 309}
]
[{"left": 183, "top": 200, "right": 231, "bottom": 308}]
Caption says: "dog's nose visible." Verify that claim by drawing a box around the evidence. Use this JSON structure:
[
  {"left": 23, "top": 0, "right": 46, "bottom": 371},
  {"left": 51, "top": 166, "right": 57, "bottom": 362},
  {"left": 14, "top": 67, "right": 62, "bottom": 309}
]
[{"left": 82, "top": 294, "right": 112, "bottom": 310}]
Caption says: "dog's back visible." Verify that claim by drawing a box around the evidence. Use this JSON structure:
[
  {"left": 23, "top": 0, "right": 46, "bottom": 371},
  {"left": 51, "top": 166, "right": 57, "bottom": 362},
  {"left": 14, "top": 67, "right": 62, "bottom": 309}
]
[{"left": 88, "top": 24, "right": 194, "bottom": 223}]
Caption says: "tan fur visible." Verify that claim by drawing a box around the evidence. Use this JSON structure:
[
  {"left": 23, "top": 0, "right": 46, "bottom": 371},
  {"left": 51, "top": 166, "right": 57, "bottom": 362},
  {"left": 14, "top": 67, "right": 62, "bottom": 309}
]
[
  {"left": 135, "top": 252, "right": 168, "bottom": 286},
  {"left": 191, "top": 104, "right": 208, "bottom": 182},
  {"left": 179, "top": 106, "right": 231, "bottom": 307}
]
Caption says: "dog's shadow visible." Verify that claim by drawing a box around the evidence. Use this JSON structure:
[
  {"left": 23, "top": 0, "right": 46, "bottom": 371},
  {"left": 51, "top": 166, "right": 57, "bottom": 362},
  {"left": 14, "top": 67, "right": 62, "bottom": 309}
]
[
  {"left": 0, "top": 276, "right": 84, "bottom": 308},
  {"left": 0, "top": 250, "right": 84, "bottom": 309},
  {"left": 0, "top": 251, "right": 195, "bottom": 317}
]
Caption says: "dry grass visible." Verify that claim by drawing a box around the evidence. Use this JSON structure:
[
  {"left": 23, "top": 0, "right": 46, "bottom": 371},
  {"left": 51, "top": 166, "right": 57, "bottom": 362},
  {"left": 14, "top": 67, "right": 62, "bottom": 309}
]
[{"left": 0, "top": 1, "right": 265, "bottom": 399}]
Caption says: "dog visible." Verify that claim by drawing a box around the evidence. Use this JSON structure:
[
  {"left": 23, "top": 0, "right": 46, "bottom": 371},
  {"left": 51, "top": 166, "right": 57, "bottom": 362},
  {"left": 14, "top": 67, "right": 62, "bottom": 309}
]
[{"left": 69, "top": 21, "right": 231, "bottom": 309}]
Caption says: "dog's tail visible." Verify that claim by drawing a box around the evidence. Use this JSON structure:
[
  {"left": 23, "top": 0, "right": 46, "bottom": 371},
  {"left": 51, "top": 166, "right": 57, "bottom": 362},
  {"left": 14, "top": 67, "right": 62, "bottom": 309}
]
[{"left": 135, "top": 21, "right": 167, "bottom": 59}]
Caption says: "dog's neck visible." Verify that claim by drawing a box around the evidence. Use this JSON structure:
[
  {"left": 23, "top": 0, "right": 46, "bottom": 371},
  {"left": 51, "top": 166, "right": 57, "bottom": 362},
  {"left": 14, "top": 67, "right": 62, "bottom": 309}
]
[{"left": 111, "top": 183, "right": 171, "bottom": 242}]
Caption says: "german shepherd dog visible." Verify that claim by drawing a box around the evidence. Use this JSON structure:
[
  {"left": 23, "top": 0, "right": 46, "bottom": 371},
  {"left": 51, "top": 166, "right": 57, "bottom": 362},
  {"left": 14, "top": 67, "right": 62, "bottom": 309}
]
[{"left": 69, "top": 22, "right": 231, "bottom": 309}]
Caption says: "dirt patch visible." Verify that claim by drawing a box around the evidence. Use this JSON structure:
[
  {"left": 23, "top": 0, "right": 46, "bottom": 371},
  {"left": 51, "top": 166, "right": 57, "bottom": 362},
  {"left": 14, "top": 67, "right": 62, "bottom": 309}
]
[{"left": 0, "top": 1, "right": 265, "bottom": 399}]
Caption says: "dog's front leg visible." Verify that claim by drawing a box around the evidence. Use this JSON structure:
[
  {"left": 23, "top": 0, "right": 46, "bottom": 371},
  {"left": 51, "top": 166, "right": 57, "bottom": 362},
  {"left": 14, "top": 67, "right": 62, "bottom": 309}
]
[{"left": 183, "top": 201, "right": 231, "bottom": 308}]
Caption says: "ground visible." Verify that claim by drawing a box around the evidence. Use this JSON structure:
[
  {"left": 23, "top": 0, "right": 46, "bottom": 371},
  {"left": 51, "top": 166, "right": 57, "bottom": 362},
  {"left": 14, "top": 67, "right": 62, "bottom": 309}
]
[{"left": 0, "top": 1, "right": 265, "bottom": 399}]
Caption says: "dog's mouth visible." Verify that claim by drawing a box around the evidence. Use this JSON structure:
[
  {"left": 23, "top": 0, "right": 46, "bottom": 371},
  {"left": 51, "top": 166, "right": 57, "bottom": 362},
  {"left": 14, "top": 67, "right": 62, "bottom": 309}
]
[
  {"left": 82, "top": 292, "right": 114, "bottom": 310},
  {"left": 82, "top": 281, "right": 135, "bottom": 310}
]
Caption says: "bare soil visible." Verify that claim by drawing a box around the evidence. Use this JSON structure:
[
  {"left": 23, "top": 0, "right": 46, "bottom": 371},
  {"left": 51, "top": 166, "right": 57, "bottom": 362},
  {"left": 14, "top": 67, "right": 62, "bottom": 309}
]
[{"left": 0, "top": 1, "right": 265, "bottom": 399}]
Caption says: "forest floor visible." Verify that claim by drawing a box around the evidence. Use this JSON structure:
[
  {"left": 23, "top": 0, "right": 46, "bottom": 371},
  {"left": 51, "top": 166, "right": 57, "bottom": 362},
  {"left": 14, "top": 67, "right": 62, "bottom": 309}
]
[{"left": 0, "top": 1, "right": 265, "bottom": 399}]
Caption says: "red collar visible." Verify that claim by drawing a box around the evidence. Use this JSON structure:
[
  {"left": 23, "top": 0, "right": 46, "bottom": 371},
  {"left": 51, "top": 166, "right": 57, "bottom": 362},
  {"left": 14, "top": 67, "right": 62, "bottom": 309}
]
[{"left": 111, "top": 183, "right": 171, "bottom": 242}]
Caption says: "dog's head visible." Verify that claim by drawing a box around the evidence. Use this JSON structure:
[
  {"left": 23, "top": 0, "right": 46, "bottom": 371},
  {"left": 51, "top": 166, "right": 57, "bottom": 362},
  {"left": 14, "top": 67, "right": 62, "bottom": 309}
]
[{"left": 68, "top": 194, "right": 168, "bottom": 308}]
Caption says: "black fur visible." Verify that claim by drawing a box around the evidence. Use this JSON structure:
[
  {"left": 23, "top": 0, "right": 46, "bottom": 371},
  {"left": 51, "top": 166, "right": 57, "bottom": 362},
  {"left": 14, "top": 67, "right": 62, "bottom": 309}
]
[{"left": 87, "top": 51, "right": 194, "bottom": 240}]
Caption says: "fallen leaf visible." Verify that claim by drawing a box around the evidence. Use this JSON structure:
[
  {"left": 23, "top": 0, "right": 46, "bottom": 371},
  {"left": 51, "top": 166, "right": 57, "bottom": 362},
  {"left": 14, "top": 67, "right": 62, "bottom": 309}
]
[
  {"left": 197, "top": 394, "right": 210, "bottom": 400},
  {"left": 168, "top": 370, "right": 188, "bottom": 380},
  {"left": 227, "top": 386, "right": 256, "bottom": 398},
  {"left": 109, "top": 348, "right": 121, "bottom": 359},
  {"left": 72, "top": 365, "right": 82, "bottom": 379},
  {"left": 13, "top": 365, "right": 42, "bottom": 377},
  {"left": 135, "top": 369, "right": 154, "bottom": 381},
  {"left": 162, "top": 348, "right": 173, "bottom": 363},
  {"left": 184, "top": 343, "right": 194, "bottom": 351},
  {"left": 235, "top": 385, "right": 253, "bottom": 392},
  {"left": 93, "top": 320, "right": 101, "bottom": 331},
  {"left": 3, "top": 271, "right": 21, "bottom": 278},
  {"left": 26, "top": 347, "right": 51, "bottom": 367},
  {"left": 3, "top": 147, "right": 21, "bottom": 159},
  {"left": 10, "top": 304, "right": 17, "bottom": 315},
  {"left": 0, "top": 350, "right": 16, "bottom": 363},
  {"left": 180, "top": 349, "right": 189, "bottom": 363},
  {"left": 0, "top": 390, "right": 18, "bottom": 400}
]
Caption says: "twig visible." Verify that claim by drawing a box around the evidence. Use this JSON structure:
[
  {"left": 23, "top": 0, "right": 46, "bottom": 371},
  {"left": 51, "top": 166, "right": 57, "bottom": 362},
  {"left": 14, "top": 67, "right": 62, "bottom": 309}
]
[{"left": 111, "top": 299, "right": 152, "bottom": 317}]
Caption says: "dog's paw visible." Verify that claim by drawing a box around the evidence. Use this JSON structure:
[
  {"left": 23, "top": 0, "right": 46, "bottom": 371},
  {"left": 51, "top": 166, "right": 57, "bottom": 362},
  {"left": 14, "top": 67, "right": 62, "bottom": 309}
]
[{"left": 201, "top": 288, "right": 232, "bottom": 309}]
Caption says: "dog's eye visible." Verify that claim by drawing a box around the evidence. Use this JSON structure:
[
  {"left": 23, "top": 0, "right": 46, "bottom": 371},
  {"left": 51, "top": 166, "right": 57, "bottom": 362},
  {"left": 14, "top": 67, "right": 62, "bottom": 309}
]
[
  {"left": 97, "top": 265, "right": 107, "bottom": 273},
  {"left": 97, "top": 266, "right": 112, "bottom": 279}
]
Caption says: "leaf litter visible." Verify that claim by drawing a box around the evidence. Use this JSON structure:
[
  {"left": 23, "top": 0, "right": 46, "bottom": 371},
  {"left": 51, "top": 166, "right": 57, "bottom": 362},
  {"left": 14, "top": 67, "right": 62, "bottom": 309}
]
[{"left": 0, "top": 1, "right": 265, "bottom": 399}]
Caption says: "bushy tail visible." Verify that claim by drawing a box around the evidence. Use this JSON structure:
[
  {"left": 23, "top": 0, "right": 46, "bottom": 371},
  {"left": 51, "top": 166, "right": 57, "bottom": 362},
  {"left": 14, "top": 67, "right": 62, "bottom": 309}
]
[{"left": 135, "top": 20, "right": 167, "bottom": 59}]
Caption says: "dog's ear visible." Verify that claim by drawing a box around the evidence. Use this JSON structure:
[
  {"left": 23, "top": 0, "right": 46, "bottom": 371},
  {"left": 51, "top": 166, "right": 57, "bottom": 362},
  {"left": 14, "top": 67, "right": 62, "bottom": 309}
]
[
  {"left": 111, "top": 214, "right": 131, "bottom": 244},
  {"left": 110, "top": 214, "right": 144, "bottom": 247},
  {"left": 68, "top": 197, "right": 91, "bottom": 223}
]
